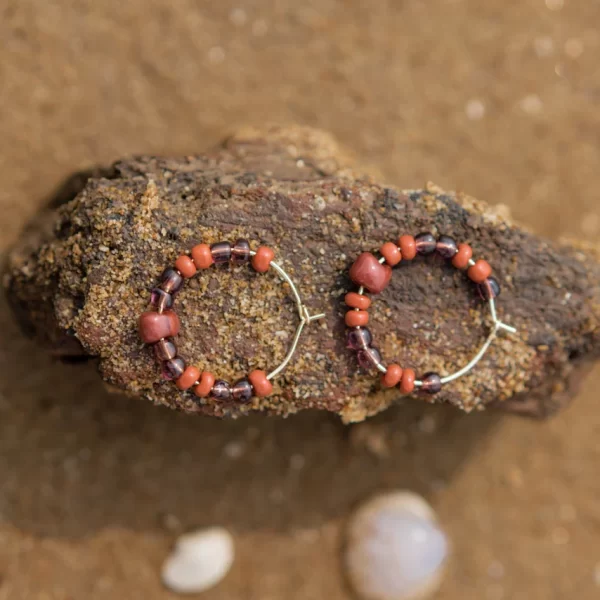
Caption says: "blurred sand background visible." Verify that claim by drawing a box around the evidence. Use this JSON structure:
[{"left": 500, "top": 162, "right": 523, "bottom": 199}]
[{"left": 1, "top": 1, "right": 600, "bottom": 598}]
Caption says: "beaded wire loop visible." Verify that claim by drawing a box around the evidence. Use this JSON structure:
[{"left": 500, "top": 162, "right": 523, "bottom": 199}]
[
  {"left": 139, "top": 239, "right": 325, "bottom": 403},
  {"left": 345, "top": 232, "right": 517, "bottom": 395}
]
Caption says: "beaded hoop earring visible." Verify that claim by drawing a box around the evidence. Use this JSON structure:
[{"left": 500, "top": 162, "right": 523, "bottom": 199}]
[
  {"left": 139, "top": 240, "right": 325, "bottom": 402},
  {"left": 345, "top": 232, "right": 517, "bottom": 394}
]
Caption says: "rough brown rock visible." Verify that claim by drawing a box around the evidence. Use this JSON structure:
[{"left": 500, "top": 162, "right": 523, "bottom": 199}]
[{"left": 4, "top": 126, "right": 600, "bottom": 421}]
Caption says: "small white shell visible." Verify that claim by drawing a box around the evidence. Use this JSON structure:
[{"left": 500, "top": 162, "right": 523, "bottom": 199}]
[
  {"left": 162, "top": 527, "right": 234, "bottom": 594},
  {"left": 345, "top": 491, "right": 448, "bottom": 600}
]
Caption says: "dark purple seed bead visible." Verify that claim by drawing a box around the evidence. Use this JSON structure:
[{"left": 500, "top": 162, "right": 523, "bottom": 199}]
[
  {"left": 232, "top": 378, "right": 253, "bottom": 403},
  {"left": 162, "top": 356, "right": 186, "bottom": 380},
  {"left": 357, "top": 346, "right": 383, "bottom": 370},
  {"left": 211, "top": 379, "right": 232, "bottom": 400},
  {"left": 159, "top": 268, "right": 184, "bottom": 294},
  {"left": 154, "top": 338, "right": 177, "bottom": 361},
  {"left": 421, "top": 372, "right": 442, "bottom": 394},
  {"left": 415, "top": 232, "right": 437, "bottom": 255},
  {"left": 347, "top": 327, "right": 373, "bottom": 350},
  {"left": 478, "top": 277, "right": 501, "bottom": 301},
  {"left": 436, "top": 235, "right": 458, "bottom": 259},
  {"left": 150, "top": 288, "right": 173, "bottom": 311},
  {"left": 232, "top": 239, "right": 251, "bottom": 263},
  {"left": 210, "top": 242, "right": 232, "bottom": 264}
]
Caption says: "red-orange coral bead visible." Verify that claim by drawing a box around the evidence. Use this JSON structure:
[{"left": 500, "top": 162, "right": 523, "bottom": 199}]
[
  {"left": 452, "top": 243, "right": 473, "bottom": 269},
  {"left": 468, "top": 260, "right": 492, "bottom": 284},
  {"left": 191, "top": 244, "right": 214, "bottom": 269},
  {"left": 177, "top": 366, "right": 200, "bottom": 390},
  {"left": 248, "top": 369, "right": 273, "bottom": 398},
  {"left": 139, "top": 311, "right": 180, "bottom": 344},
  {"left": 399, "top": 368, "right": 416, "bottom": 394},
  {"left": 252, "top": 246, "right": 275, "bottom": 273},
  {"left": 345, "top": 292, "right": 372, "bottom": 310},
  {"left": 194, "top": 372, "right": 216, "bottom": 398},
  {"left": 398, "top": 235, "right": 417, "bottom": 260},
  {"left": 175, "top": 255, "right": 197, "bottom": 278},
  {"left": 380, "top": 242, "right": 402, "bottom": 266},
  {"left": 345, "top": 310, "right": 369, "bottom": 327},
  {"left": 381, "top": 363, "right": 403, "bottom": 388}
]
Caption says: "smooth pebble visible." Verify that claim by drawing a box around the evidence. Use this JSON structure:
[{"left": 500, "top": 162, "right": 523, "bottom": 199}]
[
  {"left": 345, "top": 491, "right": 448, "bottom": 600},
  {"left": 162, "top": 527, "right": 234, "bottom": 594}
]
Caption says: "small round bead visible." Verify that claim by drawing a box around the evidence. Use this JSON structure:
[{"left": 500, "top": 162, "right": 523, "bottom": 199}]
[
  {"left": 381, "top": 364, "right": 403, "bottom": 388},
  {"left": 436, "top": 235, "right": 458, "bottom": 259},
  {"left": 357, "top": 346, "right": 383, "bottom": 370},
  {"left": 415, "top": 232, "right": 437, "bottom": 256},
  {"left": 248, "top": 370, "right": 273, "bottom": 398},
  {"left": 154, "top": 338, "right": 177, "bottom": 361},
  {"left": 232, "top": 378, "right": 254, "bottom": 403},
  {"left": 347, "top": 327, "right": 373, "bottom": 350},
  {"left": 139, "top": 310, "right": 180, "bottom": 344},
  {"left": 150, "top": 288, "right": 173, "bottom": 312},
  {"left": 162, "top": 357, "right": 186, "bottom": 380},
  {"left": 399, "top": 368, "right": 416, "bottom": 394},
  {"left": 191, "top": 243, "right": 214, "bottom": 269},
  {"left": 421, "top": 372, "right": 443, "bottom": 395},
  {"left": 232, "top": 239, "right": 251, "bottom": 263},
  {"left": 175, "top": 255, "right": 197, "bottom": 278},
  {"left": 452, "top": 243, "right": 473, "bottom": 269},
  {"left": 176, "top": 366, "right": 201, "bottom": 390},
  {"left": 252, "top": 246, "right": 275, "bottom": 273},
  {"left": 211, "top": 379, "right": 232, "bottom": 400},
  {"left": 398, "top": 235, "right": 417, "bottom": 260},
  {"left": 345, "top": 292, "right": 372, "bottom": 310},
  {"left": 380, "top": 242, "right": 402, "bottom": 266},
  {"left": 468, "top": 259, "right": 493, "bottom": 284},
  {"left": 210, "top": 242, "right": 232, "bottom": 264},
  {"left": 159, "top": 268, "right": 184, "bottom": 294},
  {"left": 194, "top": 372, "right": 216, "bottom": 398},
  {"left": 345, "top": 310, "right": 369, "bottom": 327},
  {"left": 478, "top": 277, "right": 501, "bottom": 301}
]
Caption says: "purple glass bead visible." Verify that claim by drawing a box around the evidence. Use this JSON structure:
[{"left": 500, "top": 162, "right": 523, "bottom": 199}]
[
  {"left": 150, "top": 288, "right": 173, "bottom": 311},
  {"left": 154, "top": 338, "right": 177, "bottom": 361},
  {"left": 436, "top": 235, "right": 458, "bottom": 259},
  {"left": 415, "top": 232, "right": 437, "bottom": 255},
  {"left": 347, "top": 327, "right": 373, "bottom": 350},
  {"left": 210, "top": 242, "right": 232, "bottom": 264},
  {"left": 211, "top": 379, "right": 232, "bottom": 400},
  {"left": 162, "top": 356, "right": 186, "bottom": 380},
  {"left": 232, "top": 239, "right": 251, "bottom": 263},
  {"left": 159, "top": 268, "right": 184, "bottom": 294},
  {"left": 357, "top": 346, "right": 383, "bottom": 370},
  {"left": 232, "top": 378, "right": 253, "bottom": 403},
  {"left": 478, "top": 277, "right": 501, "bottom": 301},
  {"left": 421, "top": 372, "right": 442, "bottom": 394}
]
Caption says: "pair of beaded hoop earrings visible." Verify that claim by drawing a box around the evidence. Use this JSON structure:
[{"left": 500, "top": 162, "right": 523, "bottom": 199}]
[{"left": 138, "top": 233, "right": 516, "bottom": 403}]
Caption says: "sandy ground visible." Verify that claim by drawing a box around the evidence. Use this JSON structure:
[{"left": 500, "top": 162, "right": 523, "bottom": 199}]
[{"left": 1, "top": 1, "right": 600, "bottom": 598}]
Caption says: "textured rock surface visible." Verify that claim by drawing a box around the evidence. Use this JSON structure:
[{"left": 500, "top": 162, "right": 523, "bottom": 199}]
[{"left": 5, "top": 126, "right": 600, "bottom": 421}]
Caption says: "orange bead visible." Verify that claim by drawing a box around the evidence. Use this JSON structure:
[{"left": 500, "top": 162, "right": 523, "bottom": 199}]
[
  {"left": 345, "top": 310, "right": 369, "bottom": 327},
  {"left": 380, "top": 242, "right": 402, "bottom": 266},
  {"left": 345, "top": 292, "right": 372, "bottom": 310},
  {"left": 468, "top": 259, "right": 492, "bottom": 283},
  {"left": 194, "top": 371, "right": 216, "bottom": 398},
  {"left": 248, "top": 369, "right": 273, "bottom": 398},
  {"left": 381, "top": 364, "right": 403, "bottom": 388},
  {"left": 399, "top": 368, "right": 416, "bottom": 394},
  {"left": 175, "top": 255, "right": 197, "bottom": 278},
  {"left": 177, "top": 366, "right": 200, "bottom": 390},
  {"left": 191, "top": 243, "right": 214, "bottom": 269},
  {"left": 252, "top": 246, "right": 275, "bottom": 273},
  {"left": 452, "top": 243, "right": 473, "bottom": 269},
  {"left": 398, "top": 235, "right": 417, "bottom": 260}
]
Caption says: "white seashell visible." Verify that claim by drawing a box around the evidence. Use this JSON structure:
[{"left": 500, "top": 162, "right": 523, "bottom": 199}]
[
  {"left": 345, "top": 491, "right": 449, "bottom": 600},
  {"left": 162, "top": 527, "right": 235, "bottom": 594}
]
